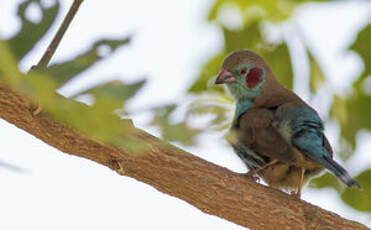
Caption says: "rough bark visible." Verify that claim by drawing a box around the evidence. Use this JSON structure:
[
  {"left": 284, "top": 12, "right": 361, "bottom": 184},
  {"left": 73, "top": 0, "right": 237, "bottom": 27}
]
[{"left": 0, "top": 85, "right": 368, "bottom": 230}]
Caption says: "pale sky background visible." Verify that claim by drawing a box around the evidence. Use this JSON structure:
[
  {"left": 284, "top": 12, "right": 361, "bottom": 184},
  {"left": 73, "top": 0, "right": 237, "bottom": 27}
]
[{"left": 0, "top": 0, "right": 371, "bottom": 229}]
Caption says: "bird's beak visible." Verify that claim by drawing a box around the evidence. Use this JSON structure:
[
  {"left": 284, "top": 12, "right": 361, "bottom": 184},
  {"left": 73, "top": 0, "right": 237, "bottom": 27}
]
[{"left": 215, "top": 69, "right": 236, "bottom": 84}]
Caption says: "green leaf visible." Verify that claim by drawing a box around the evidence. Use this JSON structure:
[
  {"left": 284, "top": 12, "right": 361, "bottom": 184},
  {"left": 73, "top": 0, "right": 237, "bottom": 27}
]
[
  {"left": 208, "top": 0, "right": 295, "bottom": 24},
  {"left": 330, "top": 23, "right": 371, "bottom": 151},
  {"left": 223, "top": 21, "right": 262, "bottom": 52},
  {"left": 349, "top": 23, "right": 371, "bottom": 82},
  {"left": 151, "top": 105, "right": 202, "bottom": 146},
  {"left": 25, "top": 74, "right": 140, "bottom": 153},
  {"left": 309, "top": 172, "right": 342, "bottom": 192},
  {"left": 77, "top": 79, "right": 145, "bottom": 112},
  {"left": 307, "top": 48, "right": 325, "bottom": 93},
  {"left": 39, "top": 37, "right": 130, "bottom": 87},
  {"left": 7, "top": 0, "right": 59, "bottom": 60},
  {"left": 292, "top": 0, "right": 333, "bottom": 2},
  {"left": 264, "top": 42, "right": 294, "bottom": 89},
  {"left": 187, "top": 94, "right": 233, "bottom": 131},
  {"left": 188, "top": 52, "right": 226, "bottom": 94},
  {"left": 1, "top": 6, "right": 151, "bottom": 155},
  {"left": 0, "top": 41, "right": 23, "bottom": 84},
  {"left": 161, "top": 122, "right": 202, "bottom": 146},
  {"left": 341, "top": 169, "right": 371, "bottom": 212},
  {"left": 1, "top": 41, "right": 141, "bottom": 154},
  {"left": 331, "top": 93, "right": 371, "bottom": 149}
]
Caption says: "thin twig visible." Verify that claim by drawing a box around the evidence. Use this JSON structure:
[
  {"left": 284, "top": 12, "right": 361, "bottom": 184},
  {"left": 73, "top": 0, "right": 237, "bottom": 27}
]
[{"left": 33, "top": 0, "right": 84, "bottom": 69}]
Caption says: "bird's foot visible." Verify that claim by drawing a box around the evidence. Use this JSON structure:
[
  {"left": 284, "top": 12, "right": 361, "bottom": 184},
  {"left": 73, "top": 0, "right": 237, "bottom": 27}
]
[
  {"left": 249, "top": 175, "right": 260, "bottom": 183},
  {"left": 31, "top": 102, "right": 42, "bottom": 116},
  {"left": 116, "top": 160, "right": 126, "bottom": 175},
  {"left": 245, "top": 172, "right": 260, "bottom": 183},
  {"left": 32, "top": 105, "right": 42, "bottom": 116},
  {"left": 290, "top": 191, "right": 301, "bottom": 199}
]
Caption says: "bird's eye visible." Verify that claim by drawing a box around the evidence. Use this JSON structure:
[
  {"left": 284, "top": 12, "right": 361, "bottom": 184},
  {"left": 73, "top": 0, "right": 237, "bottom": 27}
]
[{"left": 239, "top": 67, "right": 247, "bottom": 75}]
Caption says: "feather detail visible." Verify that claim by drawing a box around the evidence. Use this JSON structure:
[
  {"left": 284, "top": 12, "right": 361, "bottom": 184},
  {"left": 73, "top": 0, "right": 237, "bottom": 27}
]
[
  {"left": 321, "top": 156, "right": 361, "bottom": 188},
  {"left": 276, "top": 104, "right": 361, "bottom": 188}
]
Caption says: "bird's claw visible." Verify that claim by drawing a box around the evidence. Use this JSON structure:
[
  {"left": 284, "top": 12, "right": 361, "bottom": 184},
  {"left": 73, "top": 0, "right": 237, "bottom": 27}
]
[
  {"left": 30, "top": 101, "right": 42, "bottom": 116},
  {"left": 245, "top": 174, "right": 260, "bottom": 183},
  {"left": 289, "top": 191, "right": 301, "bottom": 199},
  {"left": 32, "top": 105, "right": 42, "bottom": 116}
]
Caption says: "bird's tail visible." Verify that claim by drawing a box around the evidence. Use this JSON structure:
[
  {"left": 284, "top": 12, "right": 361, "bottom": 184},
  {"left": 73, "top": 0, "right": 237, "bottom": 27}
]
[{"left": 321, "top": 156, "right": 361, "bottom": 189}]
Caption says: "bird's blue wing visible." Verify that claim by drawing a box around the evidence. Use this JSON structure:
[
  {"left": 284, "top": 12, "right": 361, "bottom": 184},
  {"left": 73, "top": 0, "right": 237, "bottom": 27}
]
[
  {"left": 276, "top": 104, "right": 360, "bottom": 188},
  {"left": 281, "top": 106, "right": 326, "bottom": 159}
]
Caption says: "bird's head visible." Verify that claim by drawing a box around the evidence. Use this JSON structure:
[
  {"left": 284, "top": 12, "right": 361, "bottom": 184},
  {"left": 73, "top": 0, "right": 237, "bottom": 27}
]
[{"left": 215, "top": 50, "right": 269, "bottom": 101}]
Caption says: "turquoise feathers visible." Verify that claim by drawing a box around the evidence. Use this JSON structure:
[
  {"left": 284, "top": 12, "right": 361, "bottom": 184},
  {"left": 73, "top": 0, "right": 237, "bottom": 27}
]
[{"left": 276, "top": 104, "right": 360, "bottom": 188}]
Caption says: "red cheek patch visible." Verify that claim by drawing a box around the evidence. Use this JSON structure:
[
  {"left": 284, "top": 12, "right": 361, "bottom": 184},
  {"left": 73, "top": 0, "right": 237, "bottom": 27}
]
[{"left": 246, "top": 67, "right": 263, "bottom": 88}]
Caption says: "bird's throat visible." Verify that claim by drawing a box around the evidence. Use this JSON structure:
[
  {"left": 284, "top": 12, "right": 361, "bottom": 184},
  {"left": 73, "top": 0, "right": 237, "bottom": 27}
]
[{"left": 234, "top": 99, "right": 254, "bottom": 121}]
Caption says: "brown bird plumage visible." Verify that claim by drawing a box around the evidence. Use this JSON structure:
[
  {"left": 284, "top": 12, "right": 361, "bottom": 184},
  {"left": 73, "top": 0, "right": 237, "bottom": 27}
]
[
  {"left": 217, "top": 50, "right": 359, "bottom": 197},
  {"left": 235, "top": 106, "right": 329, "bottom": 194}
]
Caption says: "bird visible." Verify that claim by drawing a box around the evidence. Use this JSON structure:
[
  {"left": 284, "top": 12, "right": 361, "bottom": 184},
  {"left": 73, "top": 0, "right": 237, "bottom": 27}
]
[{"left": 215, "top": 50, "right": 361, "bottom": 198}]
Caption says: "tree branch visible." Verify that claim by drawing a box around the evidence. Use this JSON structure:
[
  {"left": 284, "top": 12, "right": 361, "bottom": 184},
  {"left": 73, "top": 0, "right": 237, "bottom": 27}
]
[
  {"left": 33, "top": 0, "right": 83, "bottom": 69},
  {"left": 0, "top": 85, "right": 368, "bottom": 230}
]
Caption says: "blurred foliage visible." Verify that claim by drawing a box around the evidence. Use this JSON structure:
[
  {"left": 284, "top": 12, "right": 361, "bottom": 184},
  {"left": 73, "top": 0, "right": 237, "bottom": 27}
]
[
  {"left": 331, "top": 93, "right": 371, "bottom": 149},
  {"left": 186, "top": 94, "right": 234, "bottom": 131},
  {"left": 35, "top": 38, "right": 131, "bottom": 87},
  {"left": 188, "top": 52, "right": 226, "bottom": 94},
  {"left": 307, "top": 48, "right": 325, "bottom": 93},
  {"left": 1, "top": 0, "right": 201, "bottom": 152},
  {"left": 330, "top": 24, "right": 371, "bottom": 149},
  {"left": 310, "top": 172, "right": 343, "bottom": 192},
  {"left": 1, "top": 0, "right": 371, "bottom": 213},
  {"left": 208, "top": 0, "right": 295, "bottom": 23},
  {"left": 342, "top": 169, "right": 371, "bottom": 212},
  {"left": 350, "top": 24, "right": 371, "bottom": 81},
  {"left": 76, "top": 80, "right": 145, "bottom": 112},
  {"left": 7, "top": 0, "right": 59, "bottom": 60},
  {"left": 0, "top": 39, "right": 141, "bottom": 151},
  {"left": 150, "top": 105, "right": 202, "bottom": 146},
  {"left": 1, "top": 0, "right": 144, "bottom": 152}
]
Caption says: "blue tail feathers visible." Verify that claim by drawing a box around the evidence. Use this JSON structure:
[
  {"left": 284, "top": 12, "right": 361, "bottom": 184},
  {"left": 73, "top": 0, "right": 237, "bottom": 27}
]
[{"left": 321, "top": 156, "right": 361, "bottom": 189}]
